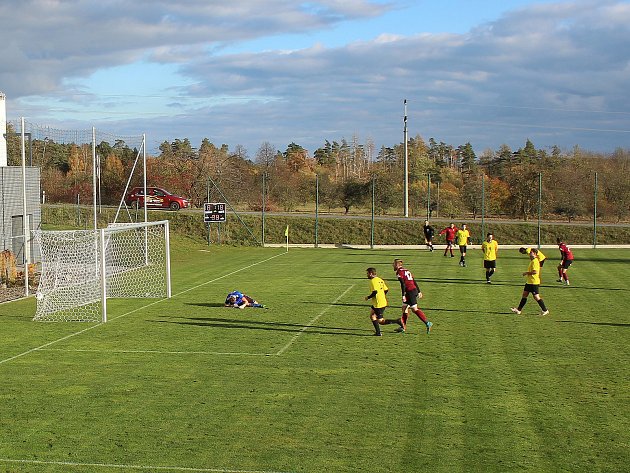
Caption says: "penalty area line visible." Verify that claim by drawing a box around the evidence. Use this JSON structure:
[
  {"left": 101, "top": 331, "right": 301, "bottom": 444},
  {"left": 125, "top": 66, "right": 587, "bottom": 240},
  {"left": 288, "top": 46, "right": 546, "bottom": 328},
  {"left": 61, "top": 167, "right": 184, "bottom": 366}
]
[
  {"left": 275, "top": 284, "right": 355, "bottom": 356},
  {"left": 0, "top": 458, "right": 294, "bottom": 473}
]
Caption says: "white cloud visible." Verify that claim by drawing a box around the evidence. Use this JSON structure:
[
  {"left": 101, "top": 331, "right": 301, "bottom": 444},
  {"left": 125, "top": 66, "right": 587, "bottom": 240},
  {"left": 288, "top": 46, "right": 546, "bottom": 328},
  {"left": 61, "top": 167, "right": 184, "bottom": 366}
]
[{"left": 3, "top": 0, "right": 630, "bottom": 154}]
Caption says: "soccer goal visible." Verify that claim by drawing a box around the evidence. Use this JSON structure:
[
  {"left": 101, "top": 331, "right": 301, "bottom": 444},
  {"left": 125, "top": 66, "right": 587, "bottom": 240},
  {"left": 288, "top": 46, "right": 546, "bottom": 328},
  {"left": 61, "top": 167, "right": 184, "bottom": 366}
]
[{"left": 33, "top": 220, "right": 171, "bottom": 322}]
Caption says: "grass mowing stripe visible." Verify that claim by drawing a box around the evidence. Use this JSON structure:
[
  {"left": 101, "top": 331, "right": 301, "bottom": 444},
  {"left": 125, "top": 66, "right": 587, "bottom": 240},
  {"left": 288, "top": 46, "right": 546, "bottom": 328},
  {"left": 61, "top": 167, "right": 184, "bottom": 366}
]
[
  {"left": 38, "top": 348, "right": 273, "bottom": 356},
  {"left": 0, "top": 250, "right": 288, "bottom": 366},
  {"left": 275, "top": 284, "right": 355, "bottom": 355},
  {"left": 0, "top": 458, "right": 294, "bottom": 473},
  {"left": 0, "top": 322, "right": 101, "bottom": 366},
  {"left": 172, "top": 249, "right": 288, "bottom": 297}
]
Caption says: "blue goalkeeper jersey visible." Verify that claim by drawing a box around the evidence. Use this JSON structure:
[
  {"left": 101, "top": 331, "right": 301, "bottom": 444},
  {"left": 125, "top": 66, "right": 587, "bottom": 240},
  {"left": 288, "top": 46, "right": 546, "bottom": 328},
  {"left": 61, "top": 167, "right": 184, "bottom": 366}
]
[{"left": 225, "top": 290, "right": 244, "bottom": 305}]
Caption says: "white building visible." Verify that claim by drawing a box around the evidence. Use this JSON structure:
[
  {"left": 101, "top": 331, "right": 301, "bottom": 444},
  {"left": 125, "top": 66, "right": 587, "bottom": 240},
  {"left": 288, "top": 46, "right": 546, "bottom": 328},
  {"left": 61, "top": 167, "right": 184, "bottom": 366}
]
[
  {"left": 0, "top": 92, "right": 7, "bottom": 167},
  {"left": 0, "top": 92, "right": 41, "bottom": 264}
]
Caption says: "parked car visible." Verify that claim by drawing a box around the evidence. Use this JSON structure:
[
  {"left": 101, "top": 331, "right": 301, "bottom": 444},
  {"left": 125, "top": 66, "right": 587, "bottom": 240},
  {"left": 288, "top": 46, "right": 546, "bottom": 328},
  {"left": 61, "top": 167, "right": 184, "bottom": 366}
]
[{"left": 125, "top": 187, "right": 190, "bottom": 211}]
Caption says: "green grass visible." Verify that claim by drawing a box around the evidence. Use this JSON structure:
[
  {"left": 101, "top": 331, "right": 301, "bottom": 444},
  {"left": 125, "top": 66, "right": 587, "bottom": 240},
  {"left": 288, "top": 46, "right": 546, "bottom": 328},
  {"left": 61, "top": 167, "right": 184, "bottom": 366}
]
[{"left": 1, "top": 240, "right": 629, "bottom": 472}]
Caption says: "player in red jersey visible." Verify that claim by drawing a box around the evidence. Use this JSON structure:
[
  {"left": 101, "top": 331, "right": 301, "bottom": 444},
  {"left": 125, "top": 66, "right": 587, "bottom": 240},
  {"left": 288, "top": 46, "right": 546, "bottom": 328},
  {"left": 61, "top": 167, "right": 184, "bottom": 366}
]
[
  {"left": 392, "top": 259, "right": 433, "bottom": 334},
  {"left": 556, "top": 237, "right": 574, "bottom": 285},
  {"left": 439, "top": 223, "right": 458, "bottom": 258}
]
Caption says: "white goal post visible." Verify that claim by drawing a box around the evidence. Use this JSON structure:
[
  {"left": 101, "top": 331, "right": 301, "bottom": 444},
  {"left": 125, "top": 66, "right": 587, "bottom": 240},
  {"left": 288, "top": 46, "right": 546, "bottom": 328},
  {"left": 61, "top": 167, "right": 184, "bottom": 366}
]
[{"left": 33, "top": 220, "right": 171, "bottom": 322}]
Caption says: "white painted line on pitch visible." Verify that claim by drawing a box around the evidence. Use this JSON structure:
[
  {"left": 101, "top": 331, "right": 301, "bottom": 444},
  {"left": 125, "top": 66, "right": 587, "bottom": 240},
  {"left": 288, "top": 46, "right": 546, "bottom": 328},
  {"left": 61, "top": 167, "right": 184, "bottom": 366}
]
[
  {"left": 0, "top": 323, "right": 103, "bottom": 366},
  {"left": 275, "top": 284, "right": 355, "bottom": 356},
  {"left": 39, "top": 348, "right": 274, "bottom": 356},
  {"left": 0, "top": 251, "right": 288, "bottom": 366},
  {"left": 0, "top": 458, "right": 294, "bottom": 473}
]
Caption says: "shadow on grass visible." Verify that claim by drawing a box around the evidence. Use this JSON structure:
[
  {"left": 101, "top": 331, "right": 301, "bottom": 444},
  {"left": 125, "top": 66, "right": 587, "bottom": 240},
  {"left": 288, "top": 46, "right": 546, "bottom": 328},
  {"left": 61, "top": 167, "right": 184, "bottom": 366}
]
[
  {"left": 543, "top": 284, "right": 629, "bottom": 292},
  {"left": 300, "top": 301, "right": 365, "bottom": 307},
  {"left": 556, "top": 320, "right": 630, "bottom": 328},
  {"left": 417, "top": 277, "right": 523, "bottom": 287},
  {"left": 301, "top": 301, "right": 509, "bottom": 316},
  {"left": 159, "top": 310, "right": 372, "bottom": 336}
]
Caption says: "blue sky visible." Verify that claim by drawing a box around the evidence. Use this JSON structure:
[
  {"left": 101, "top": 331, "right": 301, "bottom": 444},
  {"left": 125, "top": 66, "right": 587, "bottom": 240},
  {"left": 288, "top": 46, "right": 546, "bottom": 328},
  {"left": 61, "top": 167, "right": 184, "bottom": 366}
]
[{"left": 2, "top": 0, "right": 630, "bottom": 157}]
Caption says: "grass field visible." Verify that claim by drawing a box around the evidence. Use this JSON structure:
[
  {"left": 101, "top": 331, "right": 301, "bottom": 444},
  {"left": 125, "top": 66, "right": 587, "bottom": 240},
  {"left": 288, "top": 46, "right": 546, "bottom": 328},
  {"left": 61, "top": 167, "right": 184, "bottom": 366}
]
[{"left": 1, "top": 239, "right": 629, "bottom": 473}]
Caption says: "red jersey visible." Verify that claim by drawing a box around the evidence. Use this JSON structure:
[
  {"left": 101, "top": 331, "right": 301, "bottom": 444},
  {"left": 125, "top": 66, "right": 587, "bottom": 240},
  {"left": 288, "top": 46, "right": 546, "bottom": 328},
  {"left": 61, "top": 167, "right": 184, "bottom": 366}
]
[
  {"left": 558, "top": 242, "right": 574, "bottom": 261},
  {"left": 439, "top": 226, "right": 457, "bottom": 241},
  {"left": 396, "top": 267, "right": 419, "bottom": 293}
]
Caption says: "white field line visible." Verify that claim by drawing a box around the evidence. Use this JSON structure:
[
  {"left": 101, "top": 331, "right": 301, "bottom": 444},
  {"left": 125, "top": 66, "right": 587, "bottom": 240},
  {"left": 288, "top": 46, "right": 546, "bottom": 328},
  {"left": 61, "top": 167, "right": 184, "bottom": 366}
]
[
  {"left": 0, "top": 458, "right": 294, "bottom": 473},
  {"left": 0, "top": 251, "right": 288, "bottom": 366},
  {"left": 275, "top": 284, "right": 355, "bottom": 356}
]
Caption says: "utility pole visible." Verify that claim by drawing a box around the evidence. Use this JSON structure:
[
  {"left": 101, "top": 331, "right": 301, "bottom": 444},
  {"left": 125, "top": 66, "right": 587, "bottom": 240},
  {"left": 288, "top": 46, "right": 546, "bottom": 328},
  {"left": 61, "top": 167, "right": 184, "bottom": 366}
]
[{"left": 403, "top": 99, "right": 409, "bottom": 217}]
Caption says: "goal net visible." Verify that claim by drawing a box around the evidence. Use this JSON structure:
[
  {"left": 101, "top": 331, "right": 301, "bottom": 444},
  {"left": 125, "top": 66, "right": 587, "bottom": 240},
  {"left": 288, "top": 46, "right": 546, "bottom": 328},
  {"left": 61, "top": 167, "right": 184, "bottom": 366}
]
[{"left": 33, "top": 220, "right": 171, "bottom": 322}]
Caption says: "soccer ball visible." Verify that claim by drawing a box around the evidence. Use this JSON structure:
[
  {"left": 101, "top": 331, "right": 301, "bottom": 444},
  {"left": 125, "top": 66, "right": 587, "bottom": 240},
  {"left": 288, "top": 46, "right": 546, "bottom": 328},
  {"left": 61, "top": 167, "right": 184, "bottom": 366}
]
[{"left": 35, "top": 292, "right": 44, "bottom": 301}]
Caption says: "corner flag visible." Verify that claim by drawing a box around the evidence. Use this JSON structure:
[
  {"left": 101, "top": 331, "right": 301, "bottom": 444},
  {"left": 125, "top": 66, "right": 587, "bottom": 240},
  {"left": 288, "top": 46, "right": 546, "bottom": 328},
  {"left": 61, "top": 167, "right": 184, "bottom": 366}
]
[{"left": 285, "top": 225, "right": 289, "bottom": 251}]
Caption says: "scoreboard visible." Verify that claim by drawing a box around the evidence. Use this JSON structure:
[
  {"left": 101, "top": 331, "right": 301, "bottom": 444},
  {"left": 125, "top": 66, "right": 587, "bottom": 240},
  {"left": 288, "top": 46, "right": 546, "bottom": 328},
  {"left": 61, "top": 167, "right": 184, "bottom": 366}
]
[{"left": 204, "top": 202, "right": 227, "bottom": 222}]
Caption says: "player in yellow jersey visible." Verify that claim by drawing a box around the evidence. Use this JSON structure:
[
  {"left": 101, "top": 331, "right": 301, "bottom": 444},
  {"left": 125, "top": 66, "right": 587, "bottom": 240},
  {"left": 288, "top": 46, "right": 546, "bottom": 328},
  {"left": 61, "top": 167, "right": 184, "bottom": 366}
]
[
  {"left": 455, "top": 224, "right": 471, "bottom": 267},
  {"left": 364, "top": 267, "right": 404, "bottom": 336},
  {"left": 511, "top": 248, "right": 550, "bottom": 316},
  {"left": 481, "top": 233, "right": 499, "bottom": 283},
  {"left": 519, "top": 247, "right": 546, "bottom": 274}
]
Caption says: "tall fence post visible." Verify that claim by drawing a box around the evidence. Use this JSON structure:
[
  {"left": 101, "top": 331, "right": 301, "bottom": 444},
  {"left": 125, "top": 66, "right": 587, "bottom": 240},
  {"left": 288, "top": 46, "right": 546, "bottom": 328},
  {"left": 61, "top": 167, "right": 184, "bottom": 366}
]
[
  {"left": 262, "top": 173, "right": 266, "bottom": 248},
  {"left": 426, "top": 173, "right": 431, "bottom": 220},
  {"left": 537, "top": 172, "right": 542, "bottom": 249},
  {"left": 481, "top": 174, "right": 485, "bottom": 242},
  {"left": 315, "top": 174, "right": 319, "bottom": 248},
  {"left": 370, "top": 176, "right": 375, "bottom": 249},
  {"left": 593, "top": 172, "right": 598, "bottom": 248}
]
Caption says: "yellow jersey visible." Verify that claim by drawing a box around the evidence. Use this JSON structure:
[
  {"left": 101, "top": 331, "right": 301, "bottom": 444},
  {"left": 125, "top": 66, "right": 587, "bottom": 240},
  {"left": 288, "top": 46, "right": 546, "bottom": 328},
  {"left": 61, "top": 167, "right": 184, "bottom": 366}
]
[
  {"left": 482, "top": 239, "right": 498, "bottom": 261},
  {"left": 526, "top": 258, "right": 541, "bottom": 285},
  {"left": 525, "top": 247, "right": 546, "bottom": 263},
  {"left": 455, "top": 229, "right": 470, "bottom": 246},
  {"left": 368, "top": 276, "right": 388, "bottom": 309}
]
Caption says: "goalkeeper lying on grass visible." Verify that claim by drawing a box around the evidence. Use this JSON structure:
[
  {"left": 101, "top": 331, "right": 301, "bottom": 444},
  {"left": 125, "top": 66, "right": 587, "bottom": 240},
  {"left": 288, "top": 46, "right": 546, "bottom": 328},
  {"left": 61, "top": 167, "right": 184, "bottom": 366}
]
[{"left": 224, "top": 290, "right": 266, "bottom": 309}]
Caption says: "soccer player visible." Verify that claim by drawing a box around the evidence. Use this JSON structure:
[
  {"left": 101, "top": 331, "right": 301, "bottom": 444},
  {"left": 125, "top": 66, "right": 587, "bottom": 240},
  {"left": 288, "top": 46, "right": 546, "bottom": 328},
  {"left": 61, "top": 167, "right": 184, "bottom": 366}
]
[
  {"left": 364, "top": 267, "right": 404, "bottom": 336},
  {"left": 556, "top": 237, "right": 574, "bottom": 285},
  {"left": 392, "top": 259, "right": 433, "bottom": 334},
  {"left": 455, "top": 224, "right": 470, "bottom": 267},
  {"left": 519, "top": 247, "right": 546, "bottom": 274},
  {"left": 481, "top": 232, "right": 499, "bottom": 283},
  {"left": 224, "top": 290, "right": 265, "bottom": 309},
  {"left": 439, "top": 223, "right": 458, "bottom": 258},
  {"left": 511, "top": 248, "right": 550, "bottom": 316},
  {"left": 423, "top": 220, "right": 435, "bottom": 252}
]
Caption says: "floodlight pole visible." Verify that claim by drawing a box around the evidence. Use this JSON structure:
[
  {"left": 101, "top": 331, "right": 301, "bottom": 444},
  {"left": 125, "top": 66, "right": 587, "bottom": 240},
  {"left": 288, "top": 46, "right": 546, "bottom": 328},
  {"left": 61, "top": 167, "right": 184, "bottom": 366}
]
[{"left": 403, "top": 99, "right": 409, "bottom": 217}]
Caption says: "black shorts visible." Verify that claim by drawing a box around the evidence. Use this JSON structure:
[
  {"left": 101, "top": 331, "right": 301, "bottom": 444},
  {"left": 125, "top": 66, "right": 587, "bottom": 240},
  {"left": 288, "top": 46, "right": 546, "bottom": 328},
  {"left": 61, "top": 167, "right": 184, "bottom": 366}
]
[
  {"left": 371, "top": 307, "right": 385, "bottom": 318},
  {"left": 446, "top": 239, "right": 454, "bottom": 247},
  {"left": 484, "top": 260, "right": 497, "bottom": 269},
  {"left": 404, "top": 289, "right": 419, "bottom": 307},
  {"left": 524, "top": 283, "right": 540, "bottom": 294},
  {"left": 562, "top": 259, "right": 573, "bottom": 270},
  {"left": 459, "top": 245, "right": 467, "bottom": 253}
]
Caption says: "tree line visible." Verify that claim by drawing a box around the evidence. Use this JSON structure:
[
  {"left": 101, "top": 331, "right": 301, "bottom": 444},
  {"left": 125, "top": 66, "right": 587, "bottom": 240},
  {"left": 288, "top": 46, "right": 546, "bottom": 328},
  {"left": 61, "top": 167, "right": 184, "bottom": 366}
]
[{"left": 6, "top": 124, "right": 630, "bottom": 222}]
